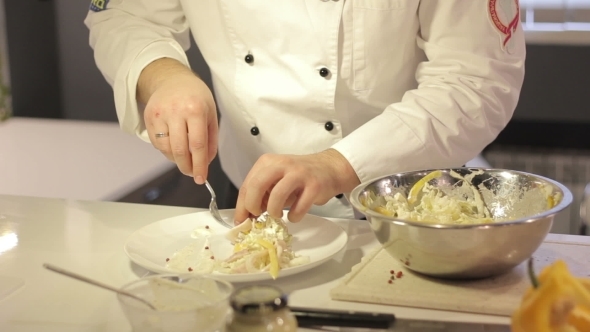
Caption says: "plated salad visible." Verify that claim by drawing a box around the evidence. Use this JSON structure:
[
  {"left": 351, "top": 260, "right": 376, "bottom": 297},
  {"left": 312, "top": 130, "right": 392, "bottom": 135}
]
[
  {"left": 219, "top": 213, "right": 310, "bottom": 279},
  {"left": 165, "top": 213, "right": 310, "bottom": 279}
]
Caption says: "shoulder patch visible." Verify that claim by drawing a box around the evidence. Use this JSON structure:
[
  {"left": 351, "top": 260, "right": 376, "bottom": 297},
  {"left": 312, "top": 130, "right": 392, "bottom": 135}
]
[
  {"left": 488, "top": 0, "right": 520, "bottom": 54},
  {"left": 89, "top": 0, "right": 109, "bottom": 12}
]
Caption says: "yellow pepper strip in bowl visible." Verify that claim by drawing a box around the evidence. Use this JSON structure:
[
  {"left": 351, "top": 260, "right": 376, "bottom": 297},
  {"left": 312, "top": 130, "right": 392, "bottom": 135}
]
[
  {"left": 407, "top": 170, "right": 442, "bottom": 205},
  {"left": 374, "top": 206, "right": 395, "bottom": 216},
  {"left": 511, "top": 259, "right": 590, "bottom": 332}
]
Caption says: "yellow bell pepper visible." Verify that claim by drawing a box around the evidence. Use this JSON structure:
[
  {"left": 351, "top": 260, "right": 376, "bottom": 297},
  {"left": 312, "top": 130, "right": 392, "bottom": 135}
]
[
  {"left": 511, "top": 259, "right": 590, "bottom": 332},
  {"left": 407, "top": 170, "right": 442, "bottom": 205},
  {"left": 257, "top": 239, "right": 280, "bottom": 280}
]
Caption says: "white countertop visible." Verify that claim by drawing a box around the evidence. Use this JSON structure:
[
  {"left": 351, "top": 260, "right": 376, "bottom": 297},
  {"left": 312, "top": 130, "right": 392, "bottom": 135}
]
[
  {"left": 0, "top": 117, "right": 174, "bottom": 201},
  {"left": 0, "top": 194, "right": 585, "bottom": 331}
]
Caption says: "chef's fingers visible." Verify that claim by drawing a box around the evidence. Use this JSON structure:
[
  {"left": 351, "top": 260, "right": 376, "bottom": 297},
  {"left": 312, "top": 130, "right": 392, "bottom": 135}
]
[
  {"left": 260, "top": 183, "right": 277, "bottom": 213},
  {"left": 234, "top": 187, "right": 249, "bottom": 224},
  {"left": 242, "top": 168, "right": 280, "bottom": 219},
  {"left": 287, "top": 186, "right": 315, "bottom": 223},
  {"left": 207, "top": 114, "right": 219, "bottom": 165},
  {"left": 284, "top": 194, "right": 298, "bottom": 209},
  {"left": 187, "top": 114, "right": 209, "bottom": 184},
  {"left": 147, "top": 123, "right": 174, "bottom": 162},
  {"left": 168, "top": 120, "right": 192, "bottom": 176},
  {"left": 258, "top": 192, "right": 268, "bottom": 215},
  {"left": 266, "top": 176, "right": 301, "bottom": 220},
  {"left": 234, "top": 187, "right": 293, "bottom": 224},
  {"left": 243, "top": 177, "right": 272, "bottom": 218},
  {"left": 234, "top": 191, "right": 294, "bottom": 225}
]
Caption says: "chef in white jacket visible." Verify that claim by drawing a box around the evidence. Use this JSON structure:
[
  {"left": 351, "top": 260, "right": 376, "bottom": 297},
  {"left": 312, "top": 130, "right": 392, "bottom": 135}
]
[{"left": 84, "top": 0, "right": 525, "bottom": 223}]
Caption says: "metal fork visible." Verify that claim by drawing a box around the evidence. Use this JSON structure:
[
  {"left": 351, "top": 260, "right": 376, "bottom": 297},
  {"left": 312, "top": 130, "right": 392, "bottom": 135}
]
[{"left": 204, "top": 180, "right": 230, "bottom": 228}]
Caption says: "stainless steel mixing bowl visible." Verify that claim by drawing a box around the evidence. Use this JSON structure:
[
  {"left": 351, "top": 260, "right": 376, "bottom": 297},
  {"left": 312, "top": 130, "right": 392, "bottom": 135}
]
[{"left": 349, "top": 168, "right": 573, "bottom": 279}]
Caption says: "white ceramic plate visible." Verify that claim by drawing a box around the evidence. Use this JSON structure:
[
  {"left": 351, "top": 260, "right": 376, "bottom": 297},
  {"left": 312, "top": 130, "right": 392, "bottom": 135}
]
[{"left": 124, "top": 209, "right": 348, "bottom": 282}]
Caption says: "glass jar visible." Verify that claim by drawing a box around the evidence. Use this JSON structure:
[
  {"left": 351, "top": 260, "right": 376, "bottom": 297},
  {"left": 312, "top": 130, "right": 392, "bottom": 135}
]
[{"left": 226, "top": 285, "right": 298, "bottom": 332}]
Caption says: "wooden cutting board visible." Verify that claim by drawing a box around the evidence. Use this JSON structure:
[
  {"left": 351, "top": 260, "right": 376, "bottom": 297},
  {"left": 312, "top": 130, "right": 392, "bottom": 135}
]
[{"left": 330, "top": 239, "right": 590, "bottom": 316}]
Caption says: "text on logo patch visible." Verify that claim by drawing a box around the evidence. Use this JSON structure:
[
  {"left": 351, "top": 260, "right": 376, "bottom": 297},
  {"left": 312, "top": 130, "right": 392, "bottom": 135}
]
[
  {"left": 89, "top": 0, "right": 109, "bottom": 12},
  {"left": 488, "top": 0, "right": 520, "bottom": 51}
]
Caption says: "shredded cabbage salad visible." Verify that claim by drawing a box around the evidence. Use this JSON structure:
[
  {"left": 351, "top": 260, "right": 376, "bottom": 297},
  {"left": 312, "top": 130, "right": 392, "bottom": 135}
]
[
  {"left": 218, "top": 213, "right": 310, "bottom": 279},
  {"left": 369, "top": 170, "right": 494, "bottom": 225},
  {"left": 378, "top": 184, "right": 494, "bottom": 224}
]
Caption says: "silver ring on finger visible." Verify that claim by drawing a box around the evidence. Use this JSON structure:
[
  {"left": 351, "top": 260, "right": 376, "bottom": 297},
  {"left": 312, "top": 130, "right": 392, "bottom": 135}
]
[{"left": 155, "top": 132, "right": 169, "bottom": 138}]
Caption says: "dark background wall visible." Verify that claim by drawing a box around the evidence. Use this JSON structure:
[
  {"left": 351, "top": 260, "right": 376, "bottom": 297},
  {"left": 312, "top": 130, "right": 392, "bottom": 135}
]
[
  {"left": 4, "top": 0, "right": 62, "bottom": 119},
  {"left": 491, "top": 44, "right": 590, "bottom": 151},
  {"left": 513, "top": 45, "right": 590, "bottom": 124}
]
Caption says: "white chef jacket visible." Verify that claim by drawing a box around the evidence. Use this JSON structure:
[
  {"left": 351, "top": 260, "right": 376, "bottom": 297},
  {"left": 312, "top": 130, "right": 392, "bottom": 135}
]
[{"left": 84, "top": 0, "right": 525, "bottom": 219}]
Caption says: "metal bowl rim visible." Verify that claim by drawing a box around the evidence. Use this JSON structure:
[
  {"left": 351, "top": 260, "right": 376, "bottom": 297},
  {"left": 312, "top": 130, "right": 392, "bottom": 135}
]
[{"left": 349, "top": 167, "right": 574, "bottom": 229}]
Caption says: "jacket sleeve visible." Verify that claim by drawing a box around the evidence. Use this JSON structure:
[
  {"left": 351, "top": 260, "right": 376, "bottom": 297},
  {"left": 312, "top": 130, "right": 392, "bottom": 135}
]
[
  {"left": 84, "top": 0, "right": 191, "bottom": 142},
  {"left": 332, "top": 0, "right": 525, "bottom": 184}
]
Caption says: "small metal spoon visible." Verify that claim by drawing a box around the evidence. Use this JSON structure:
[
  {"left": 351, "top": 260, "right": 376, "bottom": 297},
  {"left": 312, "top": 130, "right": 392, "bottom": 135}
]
[{"left": 43, "top": 263, "right": 157, "bottom": 310}]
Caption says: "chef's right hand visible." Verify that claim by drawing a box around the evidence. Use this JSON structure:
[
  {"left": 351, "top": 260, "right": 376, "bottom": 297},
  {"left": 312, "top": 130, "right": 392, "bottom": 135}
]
[{"left": 137, "top": 58, "right": 218, "bottom": 185}]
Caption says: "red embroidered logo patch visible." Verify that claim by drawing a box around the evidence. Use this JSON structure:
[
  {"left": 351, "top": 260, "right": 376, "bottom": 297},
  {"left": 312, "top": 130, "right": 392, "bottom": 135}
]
[{"left": 488, "top": 0, "right": 520, "bottom": 52}]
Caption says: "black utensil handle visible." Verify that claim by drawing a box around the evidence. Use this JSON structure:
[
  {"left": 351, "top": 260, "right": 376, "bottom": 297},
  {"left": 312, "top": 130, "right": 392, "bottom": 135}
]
[{"left": 290, "top": 307, "right": 395, "bottom": 329}]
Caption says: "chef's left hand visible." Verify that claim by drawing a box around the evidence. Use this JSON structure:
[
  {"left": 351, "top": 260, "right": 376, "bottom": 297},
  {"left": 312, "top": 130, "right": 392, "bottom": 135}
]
[{"left": 234, "top": 149, "right": 360, "bottom": 224}]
